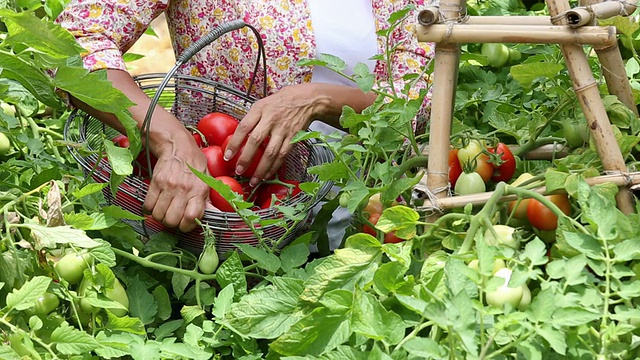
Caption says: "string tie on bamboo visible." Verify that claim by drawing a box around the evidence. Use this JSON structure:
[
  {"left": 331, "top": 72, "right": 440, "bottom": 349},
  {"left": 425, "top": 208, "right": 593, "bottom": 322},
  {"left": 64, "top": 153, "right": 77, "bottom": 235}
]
[
  {"left": 411, "top": 172, "right": 448, "bottom": 215},
  {"left": 604, "top": 169, "right": 634, "bottom": 187}
]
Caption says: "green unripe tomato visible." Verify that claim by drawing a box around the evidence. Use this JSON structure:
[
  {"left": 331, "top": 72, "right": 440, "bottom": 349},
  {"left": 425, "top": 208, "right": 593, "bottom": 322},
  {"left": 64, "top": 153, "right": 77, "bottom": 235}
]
[
  {"left": 198, "top": 244, "right": 220, "bottom": 275},
  {"left": 485, "top": 268, "right": 524, "bottom": 309},
  {"left": 106, "top": 278, "right": 129, "bottom": 317},
  {"left": 517, "top": 284, "right": 532, "bottom": 310},
  {"left": 0, "top": 132, "right": 11, "bottom": 156},
  {"left": 33, "top": 292, "right": 60, "bottom": 317},
  {"left": 483, "top": 225, "right": 519, "bottom": 249},
  {"left": 54, "top": 251, "right": 91, "bottom": 285},
  {"left": 481, "top": 43, "right": 510, "bottom": 68},
  {"left": 1, "top": 102, "right": 15, "bottom": 117},
  {"left": 507, "top": 48, "right": 522, "bottom": 64},
  {"left": 338, "top": 192, "right": 351, "bottom": 208},
  {"left": 562, "top": 121, "right": 589, "bottom": 148}
]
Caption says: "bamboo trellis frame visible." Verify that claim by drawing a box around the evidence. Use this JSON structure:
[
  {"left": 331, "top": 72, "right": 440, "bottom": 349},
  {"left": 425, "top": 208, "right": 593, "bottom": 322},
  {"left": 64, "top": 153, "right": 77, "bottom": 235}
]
[{"left": 413, "top": 0, "right": 638, "bottom": 216}]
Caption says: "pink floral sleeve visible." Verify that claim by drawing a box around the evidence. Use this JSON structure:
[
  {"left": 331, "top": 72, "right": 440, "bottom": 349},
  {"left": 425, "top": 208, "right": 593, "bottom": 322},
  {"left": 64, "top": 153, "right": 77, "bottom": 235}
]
[{"left": 55, "top": 0, "right": 170, "bottom": 72}]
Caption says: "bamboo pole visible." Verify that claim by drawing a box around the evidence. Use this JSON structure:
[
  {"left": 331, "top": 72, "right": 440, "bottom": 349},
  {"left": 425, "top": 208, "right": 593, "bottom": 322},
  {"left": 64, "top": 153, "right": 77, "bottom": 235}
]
[
  {"left": 415, "top": 24, "right": 617, "bottom": 46},
  {"left": 547, "top": 0, "right": 635, "bottom": 214},
  {"left": 565, "top": 1, "right": 638, "bottom": 27},
  {"left": 417, "top": 172, "right": 640, "bottom": 211},
  {"left": 420, "top": 0, "right": 464, "bottom": 221}
]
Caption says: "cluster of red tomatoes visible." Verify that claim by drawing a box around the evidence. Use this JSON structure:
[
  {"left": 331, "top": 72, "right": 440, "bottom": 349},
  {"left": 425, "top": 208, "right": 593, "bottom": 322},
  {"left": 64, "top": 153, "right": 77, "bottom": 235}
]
[
  {"left": 360, "top": 194, "right": 403, "bottom": 244},
  {"left": 112, "top": 112, "right": 301, "bottom": 213},
  {"left": 448, "top": 139, "right": 517, "bottom": 195}
]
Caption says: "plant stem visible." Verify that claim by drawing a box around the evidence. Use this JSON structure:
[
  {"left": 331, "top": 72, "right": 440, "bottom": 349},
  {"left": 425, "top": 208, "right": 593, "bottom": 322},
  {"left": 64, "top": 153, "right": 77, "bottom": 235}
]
[{"left": 112, "top": 248, "right": 217, "bottom": 281}]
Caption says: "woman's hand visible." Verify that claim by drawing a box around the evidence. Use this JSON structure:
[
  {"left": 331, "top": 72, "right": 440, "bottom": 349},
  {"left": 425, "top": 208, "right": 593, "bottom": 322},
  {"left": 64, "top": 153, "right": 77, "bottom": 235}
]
[
  {"left": 142, "top": 128, "right": 211, "bottom": 232},
  {"left": 223, "top": 83, "right": 332, "bottom": 186}
]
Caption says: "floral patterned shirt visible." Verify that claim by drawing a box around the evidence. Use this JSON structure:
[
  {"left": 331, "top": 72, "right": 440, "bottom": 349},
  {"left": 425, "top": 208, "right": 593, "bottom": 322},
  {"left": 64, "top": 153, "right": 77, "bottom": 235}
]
[{"left": 56, "top": 0, "right": 434, "bottom": 130}]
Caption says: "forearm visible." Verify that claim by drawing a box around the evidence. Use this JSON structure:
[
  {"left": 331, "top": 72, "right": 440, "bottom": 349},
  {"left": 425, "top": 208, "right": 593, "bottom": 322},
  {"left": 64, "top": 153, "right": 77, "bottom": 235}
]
[
  {"left": 309, "top": 82, "right": 377, "bottom": 128},
  {"left": 69, "top": 69, "right": 193, "bottom": 155}
]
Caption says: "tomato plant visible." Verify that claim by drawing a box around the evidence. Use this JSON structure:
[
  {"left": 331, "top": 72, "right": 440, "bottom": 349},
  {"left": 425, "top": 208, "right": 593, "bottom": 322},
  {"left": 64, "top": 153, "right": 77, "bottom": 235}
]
[
  {"left": 488, "top": 143, "right": 516, "bottom": 183},
  {"left": 562, "top": 121, "right": 590, "bottom": 148},
  {"left": 201, "top": 145, "right": 231, "bottom": 177},
  {"left": 362, "top": 212, "right": 403, "bottom": 243},
  {"left": 197, "top": 112, "right": 239, "bottom": 147},
  {"left": 454, "top": 171, "right": 486, "bottom": 195},
  {"left": 526, "top": 194, "right": 571, "bottom": 231},
  {"left": 209, "top": 175, "right": 245, "bottom": 212},
  {"left": 256, "top": 179, "right": 302, "bottom": 208}
]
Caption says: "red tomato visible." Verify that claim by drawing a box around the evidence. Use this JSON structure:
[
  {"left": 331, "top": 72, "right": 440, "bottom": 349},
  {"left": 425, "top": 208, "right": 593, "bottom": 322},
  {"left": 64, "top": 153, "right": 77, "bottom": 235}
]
[
  {"left": 363, "top": 193, "right": 383, "bottom": 216},
  {"left": 488, "top": 143, "right": 516, "bottom": 183},
  {"left": 197, "top": 112, "right": 239, "bottom": 147},
  {"left": 473, "top": 153, "right": 494, "bottom": 183},
  {"left": 526, "top": 194, "right": 571, "bottom": 231},
  {"left": 113, "top": 134, "right": 130, "bottom": 148},
  {"left": 221, "top": 135, "right": 265, "bottom": 179},
  {"left": 256, "top": 180, "right": 302, "bottom": 208},
  {"left": 201, "top": 145, "right": 232, "bottom": 177},
  {"left": 209, "top": 175, "right": 244, "bottom": 212},
  {"left": 448, "top": 149, "right": 463, "bottom": 188}
]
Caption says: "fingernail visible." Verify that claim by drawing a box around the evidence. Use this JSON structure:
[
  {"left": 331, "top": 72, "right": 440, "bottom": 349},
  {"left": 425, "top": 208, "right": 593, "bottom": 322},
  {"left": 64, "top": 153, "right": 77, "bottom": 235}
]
[
  {"left": 235, "top": 165, "right": 245, "bottom": 175},
  {"left": 224, "top": 150, "right": 233, "bottom": 161},
  {"left": 250, "top": 177, "right": 259, "bottom": 187}
]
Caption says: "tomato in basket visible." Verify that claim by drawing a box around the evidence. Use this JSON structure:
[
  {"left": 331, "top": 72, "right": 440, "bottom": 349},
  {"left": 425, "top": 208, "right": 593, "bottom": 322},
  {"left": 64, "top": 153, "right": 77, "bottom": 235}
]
[
  {"left": 221, "top": 135, "right": 265, "bottom": 178},
  {"left": 209, "top": 175, "right": 245, "bottom": 212},
  {"left": 201, "top": 145, "right": 232, "bottom": 177},
  {"left": 197, "top": 112, "right": 239, "bottom": 147},
  {"left": 256, "top": 180, "right": 302, "bottom": 209}
]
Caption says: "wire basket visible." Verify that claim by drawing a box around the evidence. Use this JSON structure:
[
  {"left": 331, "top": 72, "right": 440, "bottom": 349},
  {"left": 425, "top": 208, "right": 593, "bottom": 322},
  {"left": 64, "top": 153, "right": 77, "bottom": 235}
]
[{"left": 63, "top": 21, "right": 334, "bottom": 255}]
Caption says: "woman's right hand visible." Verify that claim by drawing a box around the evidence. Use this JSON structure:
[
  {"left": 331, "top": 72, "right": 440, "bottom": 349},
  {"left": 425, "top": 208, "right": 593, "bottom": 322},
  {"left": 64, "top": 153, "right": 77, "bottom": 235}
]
[{"left": 142, "top": 128, "right": 211, "bottom": 233}]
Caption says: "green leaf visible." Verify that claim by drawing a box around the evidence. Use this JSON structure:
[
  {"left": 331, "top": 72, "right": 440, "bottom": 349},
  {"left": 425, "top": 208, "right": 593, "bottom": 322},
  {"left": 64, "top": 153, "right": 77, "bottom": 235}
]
[
  {"left": 269, "top": 304, "right": 350, "bottom": 357},
  {"left": 317, "top": 53, "right": 347, "bottom": 72},
  {"left": 535, "top": 324, "right": 567, "bottom": 355},
  {"left": 171, "top": 273, "right": 191, "bottom": 300},
  {"left": 562, "top": 232, "right": 602, "bottom": 259},
  {"left": 351, "top": 289, "right": 405, "bottom": 344},
  {"left": 104, "top": 312, "right": 146, "bottom": 335},
  {"left": 5, "top": 276, "right": 50, "bottom": 311},
  {"left": 153, "top": 319, "right": 184, "bottom": 341},
  {"left": 212, "top": 284, "right": 234, "bottom": 320},
  {"left": 152, "top": 286, "right": 172, "bottom": 321},
  {"left": 50, "top": 322, "right": 101, "bottom": 355},
  {"left": 127, "top": 280, "right": 158, "bottom": 325},
  {"left": 71, "top": 182, "right": 108, "bottom": 199},
  {"left": 402, "top": 337, "right": 444, "bottom": 359},
  {"left": 25, "top": 223, "right": 102, "bottom": 250},
  {"left": 510, "top": 62, "right": 564, "bottom": 89},
  {"left": 376, "top": 205, "right": 420, "bottom": 239},
  {"left": 215, "top": 252, "right": 248, "bottom": 301},
  {"left": 280, "top": 243, "right": 310, "bottom": 273},
  {"left": 180, "top": 305, "right": 205, "bottom": 324},
  {"left": 235, "top": 244, "right": 281, "bottom": 273},
  {"left": 529, "top": 287, "right": 556, "bottom": 323},
  {"left": 551, "top": 307, "right": 600, "bottom": 326},
  {"left": 372, "top": 261, "right": 412, "bottom": 296},
  {"left": 300, "top": 240, "right": 381, "bottom": 303},
  {"left": 224, "top": 277, "right": 303, "bottom": 338},
  {"left": 104, "top": 140, "right": 134, "bottom": 177},
  {"left": 0, "top": 50, "right": 61, "bottom": 107},
  {"left": 613, "top": 238, "right": 640, "bottom": 261}
]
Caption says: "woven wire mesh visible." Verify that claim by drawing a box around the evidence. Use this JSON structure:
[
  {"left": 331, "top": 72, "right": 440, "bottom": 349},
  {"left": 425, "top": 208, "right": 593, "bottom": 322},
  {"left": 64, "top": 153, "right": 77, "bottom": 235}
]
[{"left": 64, "top": 74, "right": 334, "bottom": 255}]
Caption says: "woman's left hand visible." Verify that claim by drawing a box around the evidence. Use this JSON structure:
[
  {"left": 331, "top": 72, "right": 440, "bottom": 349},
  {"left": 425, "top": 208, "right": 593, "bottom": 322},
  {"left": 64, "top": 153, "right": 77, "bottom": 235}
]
[{"left": 223, "top": 83, "right": 331, "bottom": 186}]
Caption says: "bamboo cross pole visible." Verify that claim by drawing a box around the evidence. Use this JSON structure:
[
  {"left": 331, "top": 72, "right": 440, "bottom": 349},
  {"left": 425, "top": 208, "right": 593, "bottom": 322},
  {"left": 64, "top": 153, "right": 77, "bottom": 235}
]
[
  {"left": 546, "top": 0, "right": 635, "bottom": 214},
  {"left": 417, "top": 172, "right": 640, "bottom": 211}
]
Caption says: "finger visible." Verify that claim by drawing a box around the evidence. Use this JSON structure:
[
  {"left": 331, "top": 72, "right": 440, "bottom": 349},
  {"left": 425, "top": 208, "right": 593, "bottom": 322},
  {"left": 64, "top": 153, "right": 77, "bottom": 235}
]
[
  {"left": 162, "top": 192, "right": 189, "bottom": 229},
  {"left": 235, "top": 130, "right": 267, "bottom": 177},
  {"left": 178, "top": 196, "right": 206, "bottom": 233},
  {"left": 251, "top": 135, "right": 285, "bottom": 186},
  {"left": 265, "top": 136, "right": 293, "bottom": 180},
  {"left": 151, "top": 190, "right": 173, "bottom": 225},
  {"left": 143, "top": 179, "right": 160, "bottom": 215},
  {"left": 224, "top": 105, "right": 262, "bottom": 161}
]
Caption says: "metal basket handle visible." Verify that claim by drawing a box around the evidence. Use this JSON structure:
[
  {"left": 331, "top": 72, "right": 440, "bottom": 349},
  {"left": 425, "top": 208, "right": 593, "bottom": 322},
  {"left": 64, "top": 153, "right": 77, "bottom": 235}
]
[{"left": 140, "top": 19, "right": 268, "bottom": 177}]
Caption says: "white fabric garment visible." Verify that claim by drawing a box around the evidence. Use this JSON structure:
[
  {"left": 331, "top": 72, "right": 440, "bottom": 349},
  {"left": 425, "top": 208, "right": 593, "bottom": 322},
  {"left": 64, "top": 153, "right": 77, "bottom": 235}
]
[{"left": 306, "top": 0, "right": 377, "bottom": 249}]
